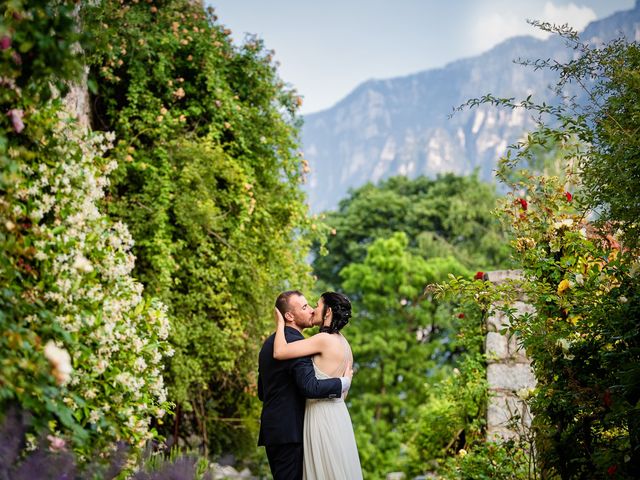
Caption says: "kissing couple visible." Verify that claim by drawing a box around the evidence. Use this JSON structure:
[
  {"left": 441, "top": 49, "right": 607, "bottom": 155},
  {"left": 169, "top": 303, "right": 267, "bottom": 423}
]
[{"left": 257, "top": 290, "right": 363, "bottom": 480}]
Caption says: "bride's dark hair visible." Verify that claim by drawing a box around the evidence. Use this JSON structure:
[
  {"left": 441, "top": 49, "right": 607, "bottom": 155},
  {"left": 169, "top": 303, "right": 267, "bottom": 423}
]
[{"left": 318, "top": 292, "right": 352, "bottom": 334}]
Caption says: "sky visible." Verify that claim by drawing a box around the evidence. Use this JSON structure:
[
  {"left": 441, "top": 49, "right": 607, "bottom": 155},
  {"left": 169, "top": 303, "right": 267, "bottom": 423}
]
[{"left": 208, "top": 1, "right": 635, "bottom": 114}]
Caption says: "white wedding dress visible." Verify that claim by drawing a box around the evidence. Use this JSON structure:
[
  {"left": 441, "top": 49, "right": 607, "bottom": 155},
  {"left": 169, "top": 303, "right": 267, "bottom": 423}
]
[{"left": 303, "top": 335, "right": 363, "bottom": 480}]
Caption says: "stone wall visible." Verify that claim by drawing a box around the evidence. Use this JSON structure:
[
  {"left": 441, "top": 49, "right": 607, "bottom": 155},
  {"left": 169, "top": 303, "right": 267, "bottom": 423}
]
[{"left": 484, "top": 270, "right": 536, "bottom": 441}]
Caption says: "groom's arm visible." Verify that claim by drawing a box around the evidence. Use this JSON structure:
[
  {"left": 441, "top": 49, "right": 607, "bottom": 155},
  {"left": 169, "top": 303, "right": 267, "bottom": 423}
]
[
  {"left": 257, "top": 371, "right": 264, "bottom": 402},
  {"left": 290, "top": 356, "right": 343, "bottom": 399}
]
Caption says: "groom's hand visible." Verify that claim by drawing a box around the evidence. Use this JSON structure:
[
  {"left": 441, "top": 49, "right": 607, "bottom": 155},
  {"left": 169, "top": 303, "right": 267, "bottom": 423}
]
[
  {"left": 345, "top": 361, "right": 353, "bottom": 381},
  {"left": 340, "top": 361, "right": 353, "bottom": 393}
]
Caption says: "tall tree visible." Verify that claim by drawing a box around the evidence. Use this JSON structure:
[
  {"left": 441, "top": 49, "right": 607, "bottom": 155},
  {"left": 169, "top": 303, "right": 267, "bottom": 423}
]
[
  {"left": 313, "top": 174, "right": 510, "bottom": 289},
  {"left": 341, "top": 232, "right": 470, "bottom": 477}
]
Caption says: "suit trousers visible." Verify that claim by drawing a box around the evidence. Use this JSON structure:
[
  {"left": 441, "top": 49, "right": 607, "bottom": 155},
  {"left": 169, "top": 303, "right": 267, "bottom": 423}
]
[{"left": 265, "top": 443, "right": 303, "bottom": 480}]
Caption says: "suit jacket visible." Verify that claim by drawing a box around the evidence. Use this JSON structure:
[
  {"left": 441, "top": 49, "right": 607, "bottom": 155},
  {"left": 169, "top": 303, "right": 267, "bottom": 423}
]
[{"left": 258, "top": 326, "right": 342, "bottom": 446}]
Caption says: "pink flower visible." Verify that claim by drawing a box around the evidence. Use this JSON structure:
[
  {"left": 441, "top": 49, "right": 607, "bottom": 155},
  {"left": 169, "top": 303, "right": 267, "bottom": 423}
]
[
  {"left": 7, "top": 109, "right": 24, "bottom": 133},
  {"left": 0, "top": 35, "right": 11, "bottom": 50},
  {"left": 47, "top": 435, "right": 66, "bottom": 452},
  {"left": 565, "top": 191, "right": 573, "bottom": 202}
]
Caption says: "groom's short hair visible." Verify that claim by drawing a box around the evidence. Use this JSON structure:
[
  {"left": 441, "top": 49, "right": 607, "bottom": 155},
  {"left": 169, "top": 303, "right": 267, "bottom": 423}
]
[{"left": 275, "top": 290, "right": 304, "bottom": 317}]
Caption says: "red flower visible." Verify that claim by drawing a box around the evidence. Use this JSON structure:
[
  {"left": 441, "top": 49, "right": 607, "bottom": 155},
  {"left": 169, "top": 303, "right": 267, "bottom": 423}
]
[
  {"left": 0, "top": 35, "right": 11, "bottom": 50},
  {"left": 603, "top": 390, "right": 612, "bottom": 408},
  {"left": 517, "top": 198, "right": 528, "bottom": 210},
  {"left": 457, "top": 313, "right": 465, "bottom": 319},
  {"left": 474, "top": 271, "right": 484, "bottom": 280},
  {"left": 607, "top": 465, "right": 618, "bottom": 476},
  {"left": 565, "top": 191, "right": 573, "bottom": 202}
]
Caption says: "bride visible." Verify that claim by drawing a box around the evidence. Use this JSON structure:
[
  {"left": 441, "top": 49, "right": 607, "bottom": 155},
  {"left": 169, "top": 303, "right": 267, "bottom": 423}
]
[{"left": 273, "top": 291, "right": 363, "bottom": 480}]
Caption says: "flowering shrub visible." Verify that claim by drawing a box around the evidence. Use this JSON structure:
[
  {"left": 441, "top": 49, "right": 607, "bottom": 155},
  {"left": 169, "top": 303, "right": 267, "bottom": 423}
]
[
  {"left": 448, "top": 24, "right": 640, "bottom": 478},
  {"left": 498, "top": 174, "right": 639, "bottom": 478},
  {"left": 1, "top": 104, "right": 172, "bottom": 453}
]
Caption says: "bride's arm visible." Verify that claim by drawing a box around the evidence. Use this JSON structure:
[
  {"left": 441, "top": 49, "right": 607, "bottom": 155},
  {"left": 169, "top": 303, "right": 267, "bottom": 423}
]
[{"left": 273, "top": 308, "right": 329, "bottom": 360}]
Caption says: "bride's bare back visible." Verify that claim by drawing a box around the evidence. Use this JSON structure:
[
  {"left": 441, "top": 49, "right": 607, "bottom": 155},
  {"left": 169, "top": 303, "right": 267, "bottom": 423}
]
[{"left": 312, "top": 333, "right": 352, "bottom": 377}]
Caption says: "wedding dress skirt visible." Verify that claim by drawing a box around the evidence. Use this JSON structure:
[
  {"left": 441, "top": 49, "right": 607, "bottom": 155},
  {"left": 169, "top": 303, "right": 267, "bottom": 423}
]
[{"left": 303, "top": 337, "right": 362, "bottom": 480}]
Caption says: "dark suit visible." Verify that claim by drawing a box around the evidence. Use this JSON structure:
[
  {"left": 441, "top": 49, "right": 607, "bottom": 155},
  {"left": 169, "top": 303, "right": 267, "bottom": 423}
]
[{"left": 258, "top": 326, "right": 342, "bottom": 480}]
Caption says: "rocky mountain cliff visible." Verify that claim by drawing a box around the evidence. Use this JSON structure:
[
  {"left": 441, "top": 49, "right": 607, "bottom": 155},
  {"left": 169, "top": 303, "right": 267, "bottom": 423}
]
[{"left": 301, "top": 2, "right": 640, "bottom": 212}]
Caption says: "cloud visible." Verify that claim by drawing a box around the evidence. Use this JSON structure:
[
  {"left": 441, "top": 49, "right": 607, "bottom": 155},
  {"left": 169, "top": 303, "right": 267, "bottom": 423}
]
[
  {"left": 469, "top": 2, "right": 597, "bottom": 54},
  {"left": 539, "top": 2, "right": 597, "bottom": 32}
]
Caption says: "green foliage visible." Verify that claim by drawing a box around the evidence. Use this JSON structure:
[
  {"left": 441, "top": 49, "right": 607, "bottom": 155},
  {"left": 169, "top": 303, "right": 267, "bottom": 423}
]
[
  {"left": 0, "top": 0, "right": 84, "bottom": 113},
  {"left": 583, "top": 40, "right": 640, "bottom": 243},
  {"left": 405, "top": 273, "right": 525, "bottom": 478},
  {"left": 313, "top": 174, "right": 510, "bottom": 289},
  {"left": 438, "top": 439, "right": 532, "bottom": 480},
  {"left": 81, "top": 0, "right": 322, "bottom": 456},
  {"left": 405, "top": 352, "right": 488, "bottom": 474}
]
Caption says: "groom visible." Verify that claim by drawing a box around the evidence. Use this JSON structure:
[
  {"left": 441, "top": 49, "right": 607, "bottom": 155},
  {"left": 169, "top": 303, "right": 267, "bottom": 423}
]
[{"left": 258, "top": 290, "right": 351, "bottom": 480}]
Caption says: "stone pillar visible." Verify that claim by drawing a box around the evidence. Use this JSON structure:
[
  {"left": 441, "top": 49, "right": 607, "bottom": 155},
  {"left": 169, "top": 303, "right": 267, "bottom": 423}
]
[{"left": 484, "top": 270, "right": 536, "bottom": 441}]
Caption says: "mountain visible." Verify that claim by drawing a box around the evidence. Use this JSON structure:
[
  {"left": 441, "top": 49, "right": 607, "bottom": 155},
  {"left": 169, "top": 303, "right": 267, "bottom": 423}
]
[{"left": 301, "top": 2, "right": 640, "bottom": 212}]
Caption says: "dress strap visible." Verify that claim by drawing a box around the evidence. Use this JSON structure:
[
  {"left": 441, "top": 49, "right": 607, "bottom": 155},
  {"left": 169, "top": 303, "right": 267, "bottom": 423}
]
[{"left": 329, "top": 334, "right": 352, "bottom": 377}]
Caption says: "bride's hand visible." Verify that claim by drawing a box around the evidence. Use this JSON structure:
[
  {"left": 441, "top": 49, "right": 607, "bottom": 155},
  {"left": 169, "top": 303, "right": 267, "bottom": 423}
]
[{"left": 273, "top": 307, "right": 285, "bottom": 327}]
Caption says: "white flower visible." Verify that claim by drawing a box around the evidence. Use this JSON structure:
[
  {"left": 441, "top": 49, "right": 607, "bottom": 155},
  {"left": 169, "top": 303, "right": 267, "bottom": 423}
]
[
  {"left": 619, "top": 296, "right": 628, "bottom": 304},
  {"left": 553, "top": 218, "right": 574, "bottom": 230},
  {"left": 44, "top": 340, "right": 72, "bottom": 385},
  {"left": 556, "top": 338, "right": 571, "bottom": 352},
  {"left": 95, "top": 359, "right": 108, "bottom": 374},
  {"left": 574, "top": 273, "right": 584, "bottom": 285},
  {"left": 72, "top": 254, "right": 93, "bottom": 273},
  {"left": 134, "top": 357, "right": 147, "bottom": 372},
  {"left": 89, "top": 410, "right": 102, "bottom": 423},
  {"left": 516, "top": 387, "right": 535, "bottom": 400}
]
